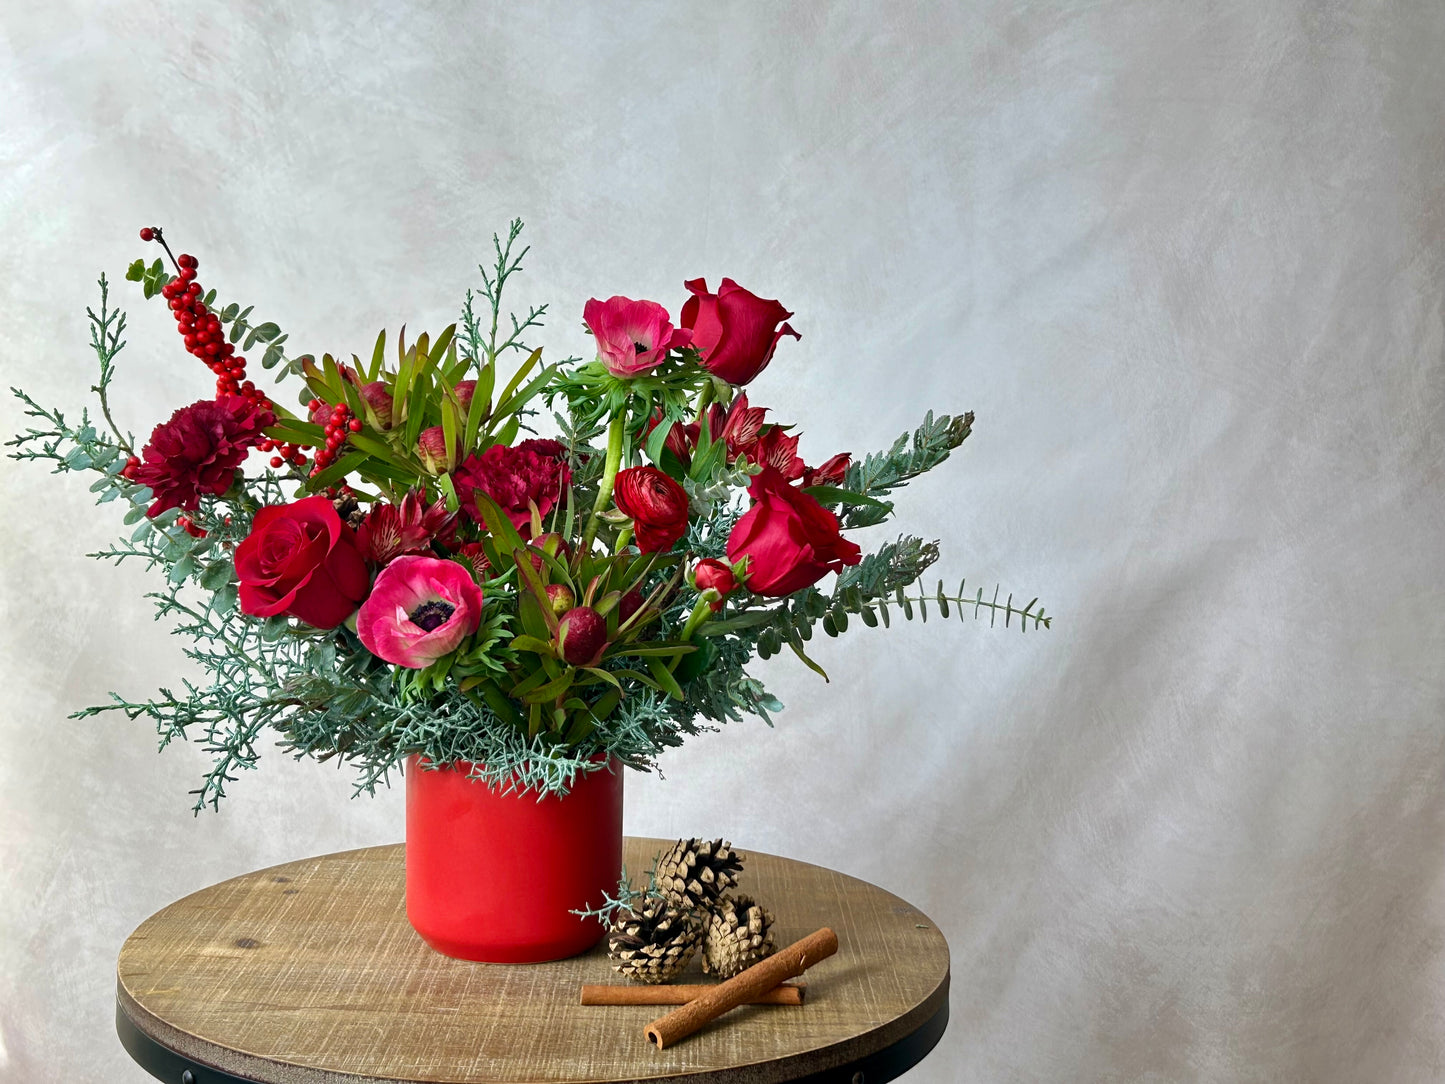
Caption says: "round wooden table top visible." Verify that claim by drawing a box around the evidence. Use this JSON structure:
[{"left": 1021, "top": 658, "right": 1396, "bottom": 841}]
[{"left": 116, "top": 838, "right": 950, "bottom": 1083}]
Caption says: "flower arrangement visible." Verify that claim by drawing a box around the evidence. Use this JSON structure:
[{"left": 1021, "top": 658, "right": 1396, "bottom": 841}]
[{"left": 9, "top": 220, "right": 1048, "bottom": 812}]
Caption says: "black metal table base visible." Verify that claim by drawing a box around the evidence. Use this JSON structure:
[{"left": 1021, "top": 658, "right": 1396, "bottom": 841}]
[{"left": 118, "top": 997, "right": 949, "bottom": 1084}]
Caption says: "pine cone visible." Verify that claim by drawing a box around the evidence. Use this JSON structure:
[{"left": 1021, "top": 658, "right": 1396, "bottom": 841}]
[
  {"left": 702, "top": 893, "right": 776, "bottom": 978},
  {"left": 655, "top": 838, "right": 744, "bottom": 912},
  {"left": 607, "top": 900, "right": 701, "bottom": 984}
]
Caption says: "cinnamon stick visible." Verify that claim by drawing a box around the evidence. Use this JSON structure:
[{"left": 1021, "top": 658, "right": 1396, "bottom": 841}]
[
  {"left": 581, "top": 982, "right": 805, "bottom": 1006},
  {"left": 644, "top": 927, "right": 838, "bottom": 1049}
]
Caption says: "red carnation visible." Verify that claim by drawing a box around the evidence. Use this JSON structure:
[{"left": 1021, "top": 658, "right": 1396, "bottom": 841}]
[
  {"left": 726, "top": 468, "right": 862, "bottom": 596},
  {"left": 134, "top": 396, "right": 274, "bottom": 517},
  {"left": 451, "top": 441, "right": 570, "bottom": 535},
  {"left": 613, "top": 465, "right": 690, "bottom": 553}
]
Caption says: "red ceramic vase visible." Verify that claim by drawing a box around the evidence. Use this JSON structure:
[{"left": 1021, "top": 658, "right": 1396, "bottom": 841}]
[{"left": 404, "top": 755, "right": 624, "bottom": 962}]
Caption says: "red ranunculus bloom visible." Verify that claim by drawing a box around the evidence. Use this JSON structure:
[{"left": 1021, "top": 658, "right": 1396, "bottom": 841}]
[
  {"left": 681, "top": 278, "right": 800, "bottom": 386},
  {"left": 726, "top": 468, "right": 862, "bottom": 596},
  {"left": 802, "top": 452, "right": 851, "bottom": 488},
  {"left": 451, "top": 441, "right": 571, "bottom": 535},
  {"left": 235, "top": 496, "right": 370, "bottom": 629},
  {"left": 614, "top": 465, "right": 690, "bottom": 553},
  {"left": 134, "top": 396, "right": 274, "bottom": 517}
]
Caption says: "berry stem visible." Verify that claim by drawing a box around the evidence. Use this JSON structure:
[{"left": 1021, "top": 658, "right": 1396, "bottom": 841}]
[{"left": 147, "top": 227, "right": 184, "bottom": 275}]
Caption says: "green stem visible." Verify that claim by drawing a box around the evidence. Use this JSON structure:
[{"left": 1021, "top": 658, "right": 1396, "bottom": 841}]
[
  {"left": 613, "top": 526, "right": 633, "bottom": 554},
  {"left": 694, "top": 379, "right": 715, "bottom": 424},
  {"left": 582, "top": 411, "right": 626, "bottom": 553},
  {"left": 678, "top": 596, "right": 712, "bottom": 643}
]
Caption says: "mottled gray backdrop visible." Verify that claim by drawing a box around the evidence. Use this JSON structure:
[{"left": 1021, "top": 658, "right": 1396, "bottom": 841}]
[{"left": 2, "top": 2, "right": 1443, "bottom": 1081}]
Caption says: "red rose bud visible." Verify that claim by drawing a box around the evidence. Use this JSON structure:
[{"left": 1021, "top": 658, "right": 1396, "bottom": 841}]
[
  {"left": 556, "top": 605, "right": 607, "bottom": 667},
  {"left": 361, "top": 381, "right": 393, "bottom": 429},
  {"left": 693, "top": 558, "right": 738, "bottom": 610},
  {"left": 618, "top": 587, "right": 644, "bottom": 625},
  {"left": 613, "top": 465, "right": 690, "bottom": 553},
  {"left": 681, "top": 278, "right": 800, "bottom": 386},
  {"left": 545, "top": 583, "right": 576, "bottom": 616},
  {"left": 802, "top": 452, "right": 851, "bottom": 488},
  {"left": 454, "top": 379, "right": 476, "bottom": 415},
  {"left": 417, "top": 425, "right": 450, "bottom": 474},
  {"left": 726, "top": 467, "right": 862, "bottom": 596}
]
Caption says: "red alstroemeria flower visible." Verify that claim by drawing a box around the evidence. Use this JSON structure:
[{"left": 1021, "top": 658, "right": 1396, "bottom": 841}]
[
  {"left": 357, "top": 491, "right": 456, "bottom": 566},
  {"left": 584, "top": 296, "right": 692, "bottom": 378},
  {"left": 802, "top": 453, "right": 852, "bottom": 488},
  {"left": 749, "top": 426, "right": 806, "bottom": 481}
]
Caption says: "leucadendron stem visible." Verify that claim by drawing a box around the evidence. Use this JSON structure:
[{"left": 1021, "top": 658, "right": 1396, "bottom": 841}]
[{"left": 582, "top": 411, "right": 627, "bottom": 553}]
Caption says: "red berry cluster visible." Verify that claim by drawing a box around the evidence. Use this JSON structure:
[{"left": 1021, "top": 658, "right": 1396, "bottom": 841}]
[
  {"left": 258, "top": 436, "right": 309, "bottom": 470},
  {"left": 310, "top": 399, "right": 362, "bottom": 475},
  {"left": 155, "top": 250, "right": 265, "bottom": 408},
  {"left": 141, "top": 227, "right": 314, "bottom": 476}
]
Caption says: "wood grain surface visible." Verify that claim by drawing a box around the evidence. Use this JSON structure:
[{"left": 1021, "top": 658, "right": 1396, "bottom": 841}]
[{"left": 116, "top": 838, "right": 949, "bottom": 1083}]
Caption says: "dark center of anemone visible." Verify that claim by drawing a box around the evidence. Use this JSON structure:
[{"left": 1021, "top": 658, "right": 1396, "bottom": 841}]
[
  {"left": 634, "top": 340, "right": 649, "bottom": 355},
  {"left": 408, "top": 599, "right": 456, "bottom": 632}
]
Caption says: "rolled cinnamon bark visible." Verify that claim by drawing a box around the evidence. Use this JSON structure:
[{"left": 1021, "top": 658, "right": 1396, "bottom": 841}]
[
  {"left": 644, "top": 927, "right": 838, "bottom": 1049},
  {"left": 581, "top": 982, "right": 805, "bottom": 1006}
]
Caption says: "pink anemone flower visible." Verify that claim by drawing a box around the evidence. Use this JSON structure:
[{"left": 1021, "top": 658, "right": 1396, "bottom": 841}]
[
  {"left": 356, "top": 555, "right": 483, "bottom": 669},
  {"left": 583, "top": 295, "right": 692, "bottom": 377}
]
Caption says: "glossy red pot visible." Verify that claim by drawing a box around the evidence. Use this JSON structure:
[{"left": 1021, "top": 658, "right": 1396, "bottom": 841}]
[{"left": 404, "top": 755, "right": 624, "bottom": 962}]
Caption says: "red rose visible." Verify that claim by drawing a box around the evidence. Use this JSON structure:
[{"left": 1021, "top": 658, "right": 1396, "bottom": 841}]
[
  {"left": 613, "top": 465, "right": 690, "bottom": 553},
  {"left": 134, "top": 396, "right": 274, "bottom": 517},
  {"left": 451, "top": 442, "right": 571, "bottom": 534},
  {"left": 235, "top": 496, "right": 370, "bottom": 629},
  {"left": 681, "top": 278, "right": 800, "bottom": 385},
  {"left": 726, "top": 468, "right": 862, "bottom": 596}
]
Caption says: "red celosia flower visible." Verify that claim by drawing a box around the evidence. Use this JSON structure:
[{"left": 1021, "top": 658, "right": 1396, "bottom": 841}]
[
  {"left": 134, "top": 396, "right": 274, "bottom": 517},
  {"left": 357, "top": 491, "right": 455, "bottom": 566},
  {"left": 451, "top": 442, "right": 571, "bottom": 534}
]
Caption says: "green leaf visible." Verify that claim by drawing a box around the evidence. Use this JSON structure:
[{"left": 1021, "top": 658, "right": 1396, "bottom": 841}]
[
  {"left": 800, "top": 486, "right": 893, "bottom": 512},
  {"left": 199, "top": 560, "right": 234, "bottom": 590},
  {"left": 648, "top": 657, "right": 685, "bottom": 701},
  {"left": 787, "top": 636, "right": 830, "bottom": 681},
  {"left": 125, "top": 259, "right": 145, "bottom": 282}
]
